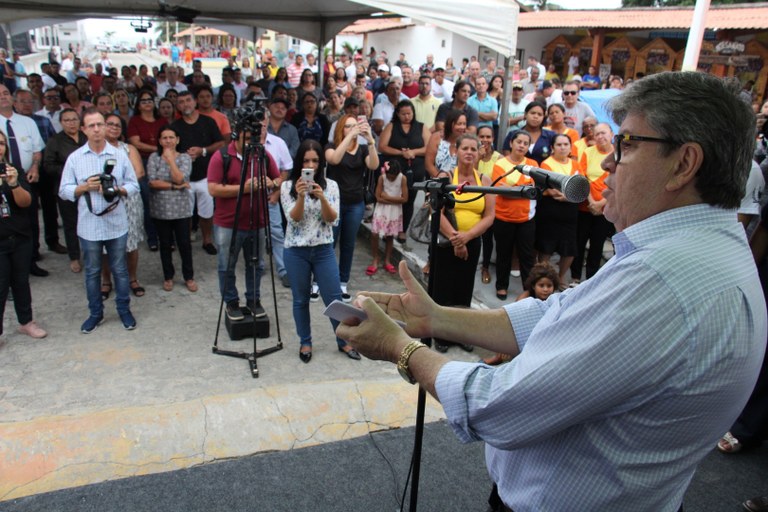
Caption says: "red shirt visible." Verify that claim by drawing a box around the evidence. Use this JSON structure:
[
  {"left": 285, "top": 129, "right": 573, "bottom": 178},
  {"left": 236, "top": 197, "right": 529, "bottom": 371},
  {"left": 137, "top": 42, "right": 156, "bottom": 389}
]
[
  {"left": 401, "top": 82, "right": 419, "bottom": 98},
  {"left": 207, "top": 141, "right": 281, "bottom": 230},
  {"left": 127, "top": 116, "right": 168, "bottom": 159}
]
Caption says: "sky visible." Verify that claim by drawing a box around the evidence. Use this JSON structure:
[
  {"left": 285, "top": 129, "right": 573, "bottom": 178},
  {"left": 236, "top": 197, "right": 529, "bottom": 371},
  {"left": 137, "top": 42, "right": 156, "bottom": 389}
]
[{"left": 83, "top": 0, "right": 625, "bottom": 44}]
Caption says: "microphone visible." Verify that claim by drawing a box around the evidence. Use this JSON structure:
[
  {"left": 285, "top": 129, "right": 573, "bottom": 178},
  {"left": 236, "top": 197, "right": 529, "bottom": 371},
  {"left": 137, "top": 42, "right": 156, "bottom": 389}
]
[{"left": 514, "top": 164, "right": 590, "bottom": 203}]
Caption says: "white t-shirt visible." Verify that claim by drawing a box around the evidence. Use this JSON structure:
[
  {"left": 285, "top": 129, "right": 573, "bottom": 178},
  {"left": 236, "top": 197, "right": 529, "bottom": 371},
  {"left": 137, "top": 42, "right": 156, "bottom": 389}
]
[
  {"left": 430, "top": 78, "right": 455, "bottom": 104},
  {"left": 564, "top": 101, "right": 596, "bottom": 136}
]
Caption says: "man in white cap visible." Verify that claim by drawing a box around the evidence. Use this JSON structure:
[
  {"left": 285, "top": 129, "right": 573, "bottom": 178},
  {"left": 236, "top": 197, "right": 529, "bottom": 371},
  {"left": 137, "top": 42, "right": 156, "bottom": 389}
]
[{"left": 371, "top": 63, "right": 390, "bottom": 101}]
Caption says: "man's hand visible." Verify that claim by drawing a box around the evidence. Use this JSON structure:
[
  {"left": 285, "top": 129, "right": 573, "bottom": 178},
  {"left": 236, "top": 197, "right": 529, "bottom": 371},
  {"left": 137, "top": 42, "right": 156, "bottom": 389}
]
[
  {"left": 26, "top": 165, "right": 39, "bottom": 183},
  {"left": 187, "top": 147, "right": 203, "bottom": 159},
  {"left": 86, "top": 175, "right": 102, "bottom": 193},
  {"left": 354, "top": 261, "right": 437, "bottom": 340},
  {"left": 336, "top": 296, "right": 412, "bottom": 363}
]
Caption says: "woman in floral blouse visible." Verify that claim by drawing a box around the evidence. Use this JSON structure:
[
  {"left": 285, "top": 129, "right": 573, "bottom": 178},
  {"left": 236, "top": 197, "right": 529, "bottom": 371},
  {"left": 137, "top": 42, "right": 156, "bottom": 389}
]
[{"left": 280, "top": 140, "right": 361, "bottom": 364}]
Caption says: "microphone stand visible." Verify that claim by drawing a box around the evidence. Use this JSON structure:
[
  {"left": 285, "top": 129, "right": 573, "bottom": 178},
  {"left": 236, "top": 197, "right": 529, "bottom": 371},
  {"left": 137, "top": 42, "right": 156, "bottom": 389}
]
[
  {"left": 405, "top": 178, "right": 538, "bottom": 512},
  {"left": 211, "top": 124, "right": 283, "bottom": 378}
]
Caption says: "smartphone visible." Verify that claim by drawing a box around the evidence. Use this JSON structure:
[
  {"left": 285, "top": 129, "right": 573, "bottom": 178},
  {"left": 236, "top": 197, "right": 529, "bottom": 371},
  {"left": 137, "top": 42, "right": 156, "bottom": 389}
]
[
  {"left": 323, "top": 300, "right": 406, "bottom": 328},
  {"left": 301, "top": 168, "right": 314, "bottom": 183},
  {"left": 357, "top": 115, "right": 366, "bottom": 124}
]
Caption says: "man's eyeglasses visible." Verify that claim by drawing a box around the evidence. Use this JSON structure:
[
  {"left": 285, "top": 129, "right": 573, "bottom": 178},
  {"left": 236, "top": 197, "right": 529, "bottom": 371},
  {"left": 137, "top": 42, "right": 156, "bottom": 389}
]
[
  {"left": 613, "top": 133, "right": 676, "bottom": 164},
  {"left": 562, "top": 91, "right": 578, "bottom": 96}
]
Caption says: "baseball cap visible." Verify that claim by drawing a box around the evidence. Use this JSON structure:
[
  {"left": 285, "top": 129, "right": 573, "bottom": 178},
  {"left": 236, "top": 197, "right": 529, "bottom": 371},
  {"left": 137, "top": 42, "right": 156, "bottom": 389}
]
[
  {"left": 571, "top": 74, "right": 583, "bottom": 82},
  {"left": 344, "top": 97, "right": 360, "bottom": 109},
  {"left": 378, "top": 64, "right": 390, "bottom": 73},
  {"left": 512, "top": 81, "right": 523, "bottom": 89}
]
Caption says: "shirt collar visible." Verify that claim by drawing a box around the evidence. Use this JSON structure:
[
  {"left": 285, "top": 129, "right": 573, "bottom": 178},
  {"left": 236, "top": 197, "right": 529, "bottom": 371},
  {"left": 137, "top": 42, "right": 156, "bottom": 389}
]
[
  {"left": 84, "top": 142, "right": 118, "bottom": 156},
  {"left": 613, "top": 203, "right": 736, "bottom": 257}
]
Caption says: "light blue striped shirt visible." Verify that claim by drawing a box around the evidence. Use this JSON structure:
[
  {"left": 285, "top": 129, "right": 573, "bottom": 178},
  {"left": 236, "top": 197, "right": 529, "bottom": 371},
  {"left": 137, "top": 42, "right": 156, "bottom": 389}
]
[
  {"left": 59, "top": 142, "right": 140, "bottom": 242},
  {"left": 436, "top": 204, "right": 767, "bottom": 512}
]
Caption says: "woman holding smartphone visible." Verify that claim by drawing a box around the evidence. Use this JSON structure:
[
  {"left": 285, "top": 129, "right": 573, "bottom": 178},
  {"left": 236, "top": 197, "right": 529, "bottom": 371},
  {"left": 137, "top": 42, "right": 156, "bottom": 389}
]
[
  {"left": 281, "top": 140, "right": 361, "bottom": 363},
  {"left": 324, "top": 114, "right": 379, "bottom": 302}
]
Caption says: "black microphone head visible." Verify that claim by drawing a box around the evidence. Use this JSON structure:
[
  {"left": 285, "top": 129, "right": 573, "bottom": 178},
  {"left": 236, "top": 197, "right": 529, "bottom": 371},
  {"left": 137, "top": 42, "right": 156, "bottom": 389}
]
[{"left": 562, "top": 174, "right": 590, "bottom": 203}]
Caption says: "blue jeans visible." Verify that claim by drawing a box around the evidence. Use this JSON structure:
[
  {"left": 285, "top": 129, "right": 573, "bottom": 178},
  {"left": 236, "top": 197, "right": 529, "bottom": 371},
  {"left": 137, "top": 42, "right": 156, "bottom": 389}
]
[
  {"left": 332, "top": 200, "right": 365, "bottom": 284},
  {"left": 283, "top": 243, "right": 345, "bottom": 348},
  {"left": 80, "top": 234, "right": 130, "bottom": 318},
  {"left": 214, "top": 225, "right": 266, "bottom": 305},
  {"left": 268, "top": 201, "right": 286, "bottom": 278}
]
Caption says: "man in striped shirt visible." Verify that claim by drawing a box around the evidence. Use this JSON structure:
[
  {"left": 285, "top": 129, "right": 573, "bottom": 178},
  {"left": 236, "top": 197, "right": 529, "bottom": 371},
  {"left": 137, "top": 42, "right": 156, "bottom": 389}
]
[
  {"left": 338, "top": 72, "right": 767, "bottom": 512},
  {"left": 59, "top": 109, "right": 140, "bottom": 334}
]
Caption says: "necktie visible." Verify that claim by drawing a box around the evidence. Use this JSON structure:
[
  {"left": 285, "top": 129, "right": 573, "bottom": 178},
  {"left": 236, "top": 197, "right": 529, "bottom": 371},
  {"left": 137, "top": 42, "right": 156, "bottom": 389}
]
[{"left": 6, "top": 119, "right": 22, "bottom": 170}]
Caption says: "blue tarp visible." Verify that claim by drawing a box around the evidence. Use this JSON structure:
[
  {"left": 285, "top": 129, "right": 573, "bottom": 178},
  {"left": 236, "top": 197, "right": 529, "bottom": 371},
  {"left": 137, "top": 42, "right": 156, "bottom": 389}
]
[{"left": 580, "top": 89, "right": 622, "bottom": 133}]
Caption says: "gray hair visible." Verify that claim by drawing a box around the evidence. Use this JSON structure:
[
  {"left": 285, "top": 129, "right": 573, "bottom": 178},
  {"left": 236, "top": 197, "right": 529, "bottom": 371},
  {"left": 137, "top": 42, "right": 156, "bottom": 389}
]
[{"left": 608, "top": 72, "right": 755, "bottom": 209}]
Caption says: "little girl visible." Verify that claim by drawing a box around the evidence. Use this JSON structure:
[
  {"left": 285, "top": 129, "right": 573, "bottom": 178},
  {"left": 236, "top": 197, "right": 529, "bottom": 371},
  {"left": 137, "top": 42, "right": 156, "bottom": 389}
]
[
  {"left": 367, "top": 161, "right": 408, "bottom": 275},
  {"left": 483, "top": 262, "right": 560, "bottom": 365}
]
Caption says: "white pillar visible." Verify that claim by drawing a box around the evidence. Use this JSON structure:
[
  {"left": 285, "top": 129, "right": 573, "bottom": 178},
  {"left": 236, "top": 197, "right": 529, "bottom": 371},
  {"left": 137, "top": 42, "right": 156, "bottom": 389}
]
[{"left": 681, "top": 0, "right": 711, "bottom": 72}]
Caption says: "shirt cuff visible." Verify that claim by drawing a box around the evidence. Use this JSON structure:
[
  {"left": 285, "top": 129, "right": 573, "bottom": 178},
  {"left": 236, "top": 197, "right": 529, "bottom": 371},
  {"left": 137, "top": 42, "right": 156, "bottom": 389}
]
[
  {"left": 502, "top": 297, "right": 547, "bottom": 353},
  {"left": 435, "top": 360, "right": 487, "bottom": 443}
]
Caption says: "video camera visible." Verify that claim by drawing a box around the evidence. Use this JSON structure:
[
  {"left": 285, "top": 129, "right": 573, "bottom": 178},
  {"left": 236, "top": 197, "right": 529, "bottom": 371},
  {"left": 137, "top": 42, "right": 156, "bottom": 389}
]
[
  {"left": 100, "top": 159, "right": 119, "bottom": 202},
  {"left": 232, "top": 96, "right": 267, "bottom": 138}
]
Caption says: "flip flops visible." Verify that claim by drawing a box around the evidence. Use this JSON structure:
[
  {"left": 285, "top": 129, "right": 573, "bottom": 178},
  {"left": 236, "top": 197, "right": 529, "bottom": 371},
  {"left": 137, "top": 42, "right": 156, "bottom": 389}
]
[
  {"left": 366, "top": 265, "right": 378, "bottom": 276},
  {"left": 384, "top": 264, "right": 397, "bottom": 274}
]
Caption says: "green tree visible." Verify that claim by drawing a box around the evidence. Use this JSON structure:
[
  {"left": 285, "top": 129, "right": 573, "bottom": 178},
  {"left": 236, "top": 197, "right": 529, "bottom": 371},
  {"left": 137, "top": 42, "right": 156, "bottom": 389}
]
[
  {"left": 341, "top": 41, "right": 361, "bottom": 56},
  {"left": 153, "top": 22, "right": 190, "bottom": 44}
]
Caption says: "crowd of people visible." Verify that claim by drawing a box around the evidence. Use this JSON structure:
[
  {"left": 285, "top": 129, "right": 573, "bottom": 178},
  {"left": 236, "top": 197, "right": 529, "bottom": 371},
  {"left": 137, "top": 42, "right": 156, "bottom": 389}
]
[
  {"left": 0, "top": 47, "right": 623, "bottom": 345},
  {"left": 1, "top": 42, "right": 767, "bottom": 510}
]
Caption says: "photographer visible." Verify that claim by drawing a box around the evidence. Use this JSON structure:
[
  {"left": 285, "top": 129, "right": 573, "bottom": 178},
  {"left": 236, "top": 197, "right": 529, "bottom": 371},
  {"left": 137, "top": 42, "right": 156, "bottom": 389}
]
[
  {"left": 59, "top": 109, "right": 140, "bottom": 334},
  {"left": 0, "top": 130, "right": 48, "bottom": 343},
  {"left": 207, "top": 120, "right": 280, "bottom": 322}
]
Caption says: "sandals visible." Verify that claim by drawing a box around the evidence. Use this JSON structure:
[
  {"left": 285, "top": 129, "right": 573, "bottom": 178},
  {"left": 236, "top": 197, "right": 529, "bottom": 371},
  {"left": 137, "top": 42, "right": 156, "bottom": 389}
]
[
  {"left": 481, "top": 267, "right": 491, "bottom": 284},
  {"left": 366, "top": 264, "right": 378, "bottom": 276},
  {"left": 717, "top": 432, "right": 743, "bottom": 453},
  {"left": 185, "top": 279, "right": 198, "bottom": 292},
  {"left": 163, "top": 280, "right": 174, "bottom": 292},
  {"left": 70, "top": 260, "right": 82, "bottom": 273},
  {"left": 101, "top": 282, "right": 112, "bottom": 300},
  {"left": 130, "top": 280, "right": 145, "bottom": 297},
  {"left": 384, "top": 263, "right": 396, "bottom": 274}
]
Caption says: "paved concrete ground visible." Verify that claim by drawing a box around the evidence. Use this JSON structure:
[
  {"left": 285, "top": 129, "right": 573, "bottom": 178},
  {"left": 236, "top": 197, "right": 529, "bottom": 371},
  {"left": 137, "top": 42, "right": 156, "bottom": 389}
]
[{"left": 0, "top": 225, "right": 491, "bottom": 501}]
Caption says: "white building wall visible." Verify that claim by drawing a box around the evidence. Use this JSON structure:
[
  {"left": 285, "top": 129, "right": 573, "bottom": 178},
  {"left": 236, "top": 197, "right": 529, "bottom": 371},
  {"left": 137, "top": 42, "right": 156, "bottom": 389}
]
[
  {"left": 516, "top": 28, "right": 565, "bottom": 64},
  {"left": 367, "top": 24, "right": 481, "bottom": 69}
]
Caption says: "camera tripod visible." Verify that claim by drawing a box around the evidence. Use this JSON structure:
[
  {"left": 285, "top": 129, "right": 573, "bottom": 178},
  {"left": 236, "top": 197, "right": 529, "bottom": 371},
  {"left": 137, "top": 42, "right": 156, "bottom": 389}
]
[{"left": 211, "top": 124, "right": 283, "bottom": 378}]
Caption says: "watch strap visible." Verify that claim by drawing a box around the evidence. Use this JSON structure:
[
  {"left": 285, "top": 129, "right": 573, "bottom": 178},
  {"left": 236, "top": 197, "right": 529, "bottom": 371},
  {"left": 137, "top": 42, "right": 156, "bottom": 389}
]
[{"left": 397, "top": 340, "right": 427, "bottom": 384}]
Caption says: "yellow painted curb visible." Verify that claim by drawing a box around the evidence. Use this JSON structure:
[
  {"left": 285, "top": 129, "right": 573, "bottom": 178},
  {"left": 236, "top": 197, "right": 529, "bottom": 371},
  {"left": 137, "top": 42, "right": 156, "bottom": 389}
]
[{"left": 0, "top": 379, "right": 445, "bottom": 501}]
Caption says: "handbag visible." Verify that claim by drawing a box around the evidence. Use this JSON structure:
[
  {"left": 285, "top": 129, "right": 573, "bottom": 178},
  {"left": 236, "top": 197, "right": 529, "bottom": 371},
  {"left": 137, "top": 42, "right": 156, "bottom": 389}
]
[
  {"left": 407, "top": 201, "right": 458, "bottom": 248},
  {"left": 407, "top": 201, "right": 431, "bottom": 244}
]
